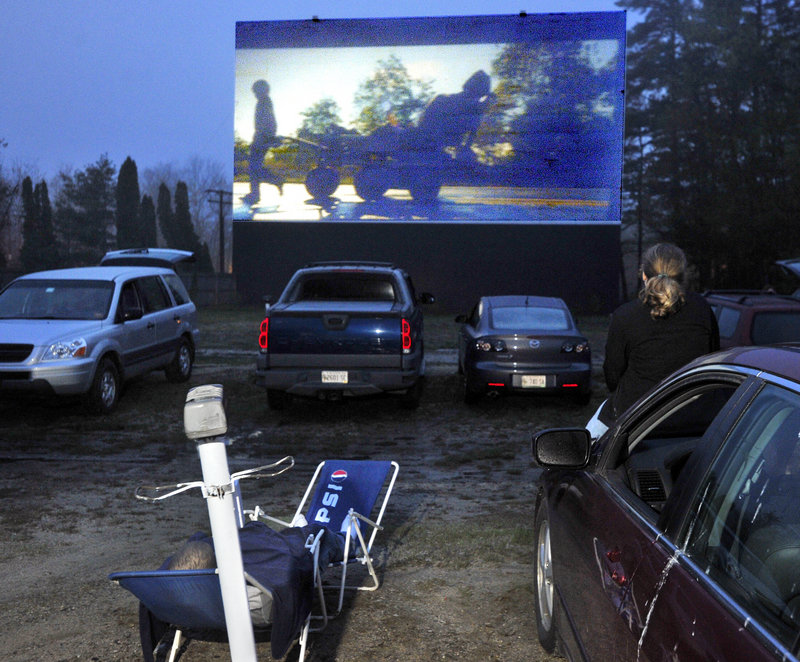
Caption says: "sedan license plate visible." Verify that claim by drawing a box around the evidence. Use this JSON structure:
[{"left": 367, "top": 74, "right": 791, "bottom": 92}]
[
  {"left": 521, "top": 375, "right": 546, "bottom": 388},
  {"left": 322, "top": 370, "right": 348, "bottom": 384}
]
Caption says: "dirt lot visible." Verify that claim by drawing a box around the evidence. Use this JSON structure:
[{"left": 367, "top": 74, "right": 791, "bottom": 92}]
[{"left": 0, "top": 307, "right": 607, "bottom": 662}]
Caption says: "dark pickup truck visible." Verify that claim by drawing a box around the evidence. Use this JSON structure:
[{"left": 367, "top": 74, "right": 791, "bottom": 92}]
[{"left": 256, "top": 262, "right": 435, "bottom": 410}]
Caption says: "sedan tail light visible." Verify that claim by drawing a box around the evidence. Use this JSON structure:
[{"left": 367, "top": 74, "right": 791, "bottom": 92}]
[
  {"left": 561, "top": 340, "right": 590, "bottom": 353},
  {"left": 475, "top": 337, "right": 507, "bottom": 352},
  {"left": 259, "top": 318, "right": 269, "bottom": 350}
]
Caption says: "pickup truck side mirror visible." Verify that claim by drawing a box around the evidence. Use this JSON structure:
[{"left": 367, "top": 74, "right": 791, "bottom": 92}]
[
  {"left": 263, "top": 294, "right": 275, "bottom": 313},
  {"left": 454, "top": 314, "right": 468, "bottom": 324},
  {"left": 418, "top": 292, "right": 435, "bottom": 304}
]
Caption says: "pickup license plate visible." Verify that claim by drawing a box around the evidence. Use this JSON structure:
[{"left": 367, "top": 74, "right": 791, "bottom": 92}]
[
  {"left": 322, "top": 370, "right": 348, "bottom": 384},
  {"left": 521, "top": 375, "right": 546, "bottom": 388}
]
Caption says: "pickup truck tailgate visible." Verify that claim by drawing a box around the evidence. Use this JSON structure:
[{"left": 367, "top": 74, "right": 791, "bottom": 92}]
[{"left": 267, "top": 303, "right": 404, "bottom": 368}]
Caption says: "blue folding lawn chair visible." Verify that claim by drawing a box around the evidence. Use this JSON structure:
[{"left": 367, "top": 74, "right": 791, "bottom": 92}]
[
  {"left": 110, "top": 458, "right": 398, "bottom": 661},
  {"left": 248, "top": 459, "right": 400, "bottom": 616}
]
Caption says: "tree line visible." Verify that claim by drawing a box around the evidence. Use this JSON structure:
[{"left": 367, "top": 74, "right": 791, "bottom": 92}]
[
  {"left": 619, "top": 0, "right": 800, "bottom": 290},
  {"left": 0, "top": 153, "right": 221, "bottom": 273}
]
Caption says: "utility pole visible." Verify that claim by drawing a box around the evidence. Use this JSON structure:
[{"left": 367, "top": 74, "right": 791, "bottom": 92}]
[{"left": 206, "top": 189, "right": 233, "bottom": 273}]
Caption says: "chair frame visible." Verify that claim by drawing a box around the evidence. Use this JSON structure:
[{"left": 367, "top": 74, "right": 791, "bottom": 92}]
[{"left": 248, "top": 459, "right": 399, "bottom": 615}]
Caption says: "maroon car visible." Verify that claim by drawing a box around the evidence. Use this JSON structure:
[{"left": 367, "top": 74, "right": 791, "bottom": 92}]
[
  {"left": 704, "top": 290, "right": 800, "bottom": 349},
  {"left": 533, "top": 344, "right": 800, "bottom": 661}
]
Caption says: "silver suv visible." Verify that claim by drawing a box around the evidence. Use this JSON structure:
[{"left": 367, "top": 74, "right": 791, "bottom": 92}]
[{"left": 0, "top": 264, "right": 198, "bottom": 414}]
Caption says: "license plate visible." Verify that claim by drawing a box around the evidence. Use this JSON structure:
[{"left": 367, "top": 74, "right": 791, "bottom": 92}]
[
  {"left": 322, "top": 370, "right": 348, "bottom": 384},
  {"left": 521, "top": 375, "right": 546, "bottom": 388}
]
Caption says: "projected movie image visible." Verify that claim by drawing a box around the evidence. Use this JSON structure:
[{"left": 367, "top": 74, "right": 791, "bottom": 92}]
[{"left": 234, "top": 14, "right": 625, "bottom": 223}]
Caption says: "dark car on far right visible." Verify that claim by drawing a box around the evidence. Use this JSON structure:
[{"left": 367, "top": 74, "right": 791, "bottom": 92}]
[
  {"left": 704, "top": 290, "right": 800, "bottom": 348},
  {"left": 532, "top": 344, "right": 800, "bottom": 661}
]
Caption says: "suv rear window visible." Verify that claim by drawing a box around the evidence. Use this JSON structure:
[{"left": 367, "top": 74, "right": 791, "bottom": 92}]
[
  {"left": 163, "top": 273, "right": 191, "bottom": 306},
  {"left": 291, "top": 275, "right": 396, "bottom": 302},
  {"left": 751, "top": 311, "right": 800, "bottom": 344}
]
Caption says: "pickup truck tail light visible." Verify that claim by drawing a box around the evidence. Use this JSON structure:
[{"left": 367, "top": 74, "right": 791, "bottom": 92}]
[
  {"left": 259, "top": 318, "right": 269, "bottom": 350},
  {"left": 402, "top": 318, "right": 412, "bottom": 354}
]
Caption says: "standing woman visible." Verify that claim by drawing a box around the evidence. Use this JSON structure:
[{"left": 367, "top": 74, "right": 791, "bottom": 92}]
[{"left": 594, "top": 243, "right": 720, "bottom": 432}]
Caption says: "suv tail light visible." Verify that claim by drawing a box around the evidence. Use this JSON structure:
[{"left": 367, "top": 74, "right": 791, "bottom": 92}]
[
  {"left": 402, "top": 318, "right": 412, "bottom": 354},
  {"left": 259, "top": 318, "right": 269, "bottom": 350}
]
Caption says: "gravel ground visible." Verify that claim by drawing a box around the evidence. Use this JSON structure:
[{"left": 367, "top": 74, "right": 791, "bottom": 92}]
[{"left": 0, "top": 343, "right": 602, "bottom": 662}]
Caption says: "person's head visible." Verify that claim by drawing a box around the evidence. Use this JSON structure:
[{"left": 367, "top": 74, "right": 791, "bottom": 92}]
[
  {"left": 638, "top": 243, "right": 687, "bottom": 319},
  {"left": 252, "top": 79, "right": 270, "bottom": 98},
  {"left": 462, "top": 70, "right": 490, "bottom": 98},
  {"left": 167, "top": 540, "right": 216, "bottom": 570}
]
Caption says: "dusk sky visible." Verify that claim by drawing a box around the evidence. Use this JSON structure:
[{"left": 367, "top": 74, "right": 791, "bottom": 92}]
[{"left": 0, "top": 1, "right": 631, "bottom": 179}]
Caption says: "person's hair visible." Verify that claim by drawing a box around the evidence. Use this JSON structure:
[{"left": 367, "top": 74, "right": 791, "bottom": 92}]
[
  {"left": 638, "top": 243, "right": 687, "bottom": 319},
  {"left": 167, "top": 540, "right": 216, "bottom": 570}
]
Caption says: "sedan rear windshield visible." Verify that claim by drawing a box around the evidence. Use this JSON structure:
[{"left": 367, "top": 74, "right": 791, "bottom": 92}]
[
  {"left": 289, "top": 275, "right": 397, "bottom": 302},
  {"left": 491, "top": 306, "right": 569, "bottom": 331},
  {"left": 0, "top": 279, "right": 114, "bottom": 320},
  {"left": 751, "top": 311, "right": 800, "bottom": 344}
]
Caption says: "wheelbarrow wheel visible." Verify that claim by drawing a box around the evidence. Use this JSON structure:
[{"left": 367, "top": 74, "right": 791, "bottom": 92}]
[
  {"left": 354, "top": 165, "right": 391, "bottom": 201},
  {"left": 305, "top": 166, "right": 340, "bottom": 199}
]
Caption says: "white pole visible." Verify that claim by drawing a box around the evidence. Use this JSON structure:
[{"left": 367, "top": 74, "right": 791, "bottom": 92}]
[{"left": 196, "top": 439, "right": 258, "bottom": 662}]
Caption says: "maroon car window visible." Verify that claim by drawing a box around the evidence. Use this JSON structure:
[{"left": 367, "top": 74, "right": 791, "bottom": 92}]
[
  {"left": 684, "top": 385, "right": 800, "bottom": 649},
  {"left": 715, "top": 305, "right": 740, "bottom": 339},
  {"left": 617, "top": 383, "right": 737, "bottom": 512},
  {"left": 751, "top": 311, "right": 800, "bottom": 345}
]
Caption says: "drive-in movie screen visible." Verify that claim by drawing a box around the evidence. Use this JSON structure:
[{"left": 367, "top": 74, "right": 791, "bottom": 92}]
[{"left": 234, "top": 12, "right": 625, "bottom": 223}]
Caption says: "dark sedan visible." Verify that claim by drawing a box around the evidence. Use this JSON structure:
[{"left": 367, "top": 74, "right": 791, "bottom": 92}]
[
  {"left": 456, "top": 295, "right": 591, "bottom": 404},
  {"left": 532, "top": 344, "right": 800, "bottom": 661}
]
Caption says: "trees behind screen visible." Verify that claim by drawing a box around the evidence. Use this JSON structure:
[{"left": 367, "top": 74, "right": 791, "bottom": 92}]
[{"left": 620, "top": 0, "right": 800, "bottom": 289}]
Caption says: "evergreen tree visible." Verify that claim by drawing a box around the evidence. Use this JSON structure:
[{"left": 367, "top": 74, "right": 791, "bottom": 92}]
[
  {"left": 19, "top": 177, "right": 40, "bottom": 272},
  {"left": 157, "top": 182, "right": 175, "bottom": 247},
  {"left": 54, "top": 155, "right": 116, "bottom": 266},
  {"left": 115, "top": 156, "right": 141, "bottom": 248},
  {"left": 34, "top": 180, "right": 59, "bottom": 269},
  {"left": 140, "top": 194, "right": 158, "bottom": 247},
  {"left": 20, "top": 177, "right": 59, "bottom": 272},
  {"left": 171, "top": 181, "right": 198, "bottom": 250},
  {"left": 160, "top": 181, "right": 213, "bottom": 271},
  {"left": 197, "top": 242, "right": 215, "bottom": 273}
]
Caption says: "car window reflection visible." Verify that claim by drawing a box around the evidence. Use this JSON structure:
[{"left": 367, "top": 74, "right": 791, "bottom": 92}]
[{"left": 685, "top": 386, "right": 800, "bottom": 649}]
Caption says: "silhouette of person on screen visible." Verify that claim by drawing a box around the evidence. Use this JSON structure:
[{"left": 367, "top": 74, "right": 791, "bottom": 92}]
[
  {"left": 412, "top": 70, "right": 495, "bottom": 160},
  {"left": 242, "top": 79, "right": 283, "bottom": 206}
]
